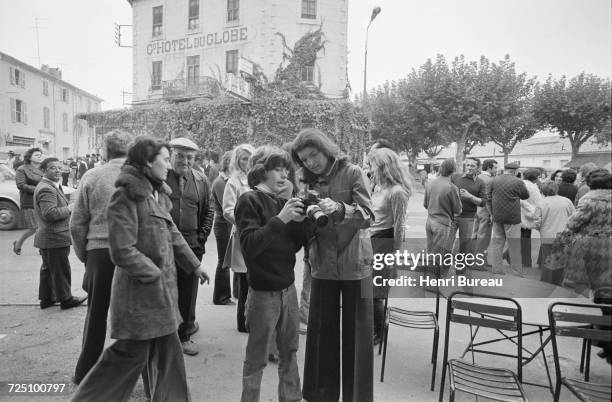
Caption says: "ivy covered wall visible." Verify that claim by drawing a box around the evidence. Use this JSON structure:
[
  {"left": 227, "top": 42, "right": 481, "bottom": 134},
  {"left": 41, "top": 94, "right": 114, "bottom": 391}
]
[{"left": 78, "top": 93, "right": 368, "bottom": 161}]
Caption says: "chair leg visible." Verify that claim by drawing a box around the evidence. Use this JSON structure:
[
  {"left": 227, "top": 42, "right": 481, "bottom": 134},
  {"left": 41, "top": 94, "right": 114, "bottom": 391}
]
[
  {"left": 439, "top": 361, "right": 447, "bottom": 402},
  {"left": 431, "top": 328, "right": 439, "bottom": 391},
  {"left": 449, "top": 388, "right": 455, "bottom": 402},
  {"left": 380, "top": 324, "right": 389, "bottom": 382},
  {"left": 378, "top": 323, "right": 385, "bottom": 356},
  {"left": 579, "top": 338, "right": 586, "bottom": 373},
  {"left": 585, "top": 339, "right": 591, "bottom": 381}
]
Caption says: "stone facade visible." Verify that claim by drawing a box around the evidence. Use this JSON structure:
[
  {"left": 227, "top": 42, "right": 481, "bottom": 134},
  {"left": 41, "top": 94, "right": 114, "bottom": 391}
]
[
  {"left": 0, "top": 52, "right": 102, "bottom": 159},
  {"left": 129, "top": 0, "right": 348, "bottom": 103}
]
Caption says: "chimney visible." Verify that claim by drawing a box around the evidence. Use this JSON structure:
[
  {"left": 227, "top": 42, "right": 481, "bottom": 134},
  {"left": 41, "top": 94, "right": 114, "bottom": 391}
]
[{"left": 41, "top": 64, "right": 62, "bottom": 80}]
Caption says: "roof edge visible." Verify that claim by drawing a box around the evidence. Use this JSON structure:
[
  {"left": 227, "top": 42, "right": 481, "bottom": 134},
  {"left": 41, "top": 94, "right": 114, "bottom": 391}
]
[{"left": 0, "top": 51, "right": 104, "bottom": 102}]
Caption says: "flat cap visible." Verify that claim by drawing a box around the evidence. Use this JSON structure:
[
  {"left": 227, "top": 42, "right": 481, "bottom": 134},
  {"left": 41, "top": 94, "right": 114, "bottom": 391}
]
[
  {"left": 504, "top": 162, "right": 520, "bottom": 169},
  {"left": 169, "top": 137, "right": 199, "bottom": 151}
]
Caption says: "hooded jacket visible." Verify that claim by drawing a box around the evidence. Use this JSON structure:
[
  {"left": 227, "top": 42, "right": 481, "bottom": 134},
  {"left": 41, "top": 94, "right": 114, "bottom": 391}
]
[{"left": 107, "top": 165, "right": 200, "bottom": 340}]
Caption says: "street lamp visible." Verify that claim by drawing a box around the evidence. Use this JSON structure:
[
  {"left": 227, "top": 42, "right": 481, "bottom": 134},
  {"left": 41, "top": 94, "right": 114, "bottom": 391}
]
[{"left": 364, "top": 5, "right": 381, "bottom": 142}]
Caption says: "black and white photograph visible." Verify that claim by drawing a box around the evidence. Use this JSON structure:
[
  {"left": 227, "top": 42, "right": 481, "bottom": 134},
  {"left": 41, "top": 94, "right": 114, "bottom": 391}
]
[{"left": 0, "top": 0, "right": 610, "bottom": 401}]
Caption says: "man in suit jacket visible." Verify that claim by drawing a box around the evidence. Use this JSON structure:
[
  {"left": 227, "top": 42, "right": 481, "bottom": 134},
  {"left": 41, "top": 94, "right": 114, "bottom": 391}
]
[
  {"left": 34, "top": 157, "right": 87, "bottom": 310},
  {"left": 166, "top": 137, "right": 214, "bottom": 356}
]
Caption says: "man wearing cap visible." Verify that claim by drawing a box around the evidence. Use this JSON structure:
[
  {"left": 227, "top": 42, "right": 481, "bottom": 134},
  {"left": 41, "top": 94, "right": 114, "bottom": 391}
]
[
  {"left": 167, "top": 137, "right": 214, "bottom": 356},
  {"left": 487, "top": 162, "right": 529, "bottom": 276}
]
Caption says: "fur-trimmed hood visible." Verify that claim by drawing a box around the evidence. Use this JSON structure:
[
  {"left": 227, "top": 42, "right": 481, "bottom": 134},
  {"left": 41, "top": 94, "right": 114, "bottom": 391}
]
[{"left": 115, "top": 164, "right": 172, "bottom": 202}]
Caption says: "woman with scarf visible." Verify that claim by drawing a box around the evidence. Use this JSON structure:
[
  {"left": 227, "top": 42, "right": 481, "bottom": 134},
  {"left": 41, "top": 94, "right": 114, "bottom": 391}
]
[{"left": 73, "top": 137, "right": 209, "bottom": 401}]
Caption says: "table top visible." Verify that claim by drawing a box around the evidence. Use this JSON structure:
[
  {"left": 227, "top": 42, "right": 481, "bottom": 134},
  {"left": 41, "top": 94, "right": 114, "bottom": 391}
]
[{"left": 429, "top": 272, "right": 590, "bottom": 326}]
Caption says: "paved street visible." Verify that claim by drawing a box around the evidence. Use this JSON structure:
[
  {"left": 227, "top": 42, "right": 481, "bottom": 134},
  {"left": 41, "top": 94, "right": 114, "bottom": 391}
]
[{"left": 0, "top": 190, "right": 607, "bottom": 401}]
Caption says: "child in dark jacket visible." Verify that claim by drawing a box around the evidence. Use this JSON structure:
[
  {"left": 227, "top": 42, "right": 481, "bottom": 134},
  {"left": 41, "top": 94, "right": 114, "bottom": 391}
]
[{"left": 235, "top": 146, "right": 306, "bottom": 402}]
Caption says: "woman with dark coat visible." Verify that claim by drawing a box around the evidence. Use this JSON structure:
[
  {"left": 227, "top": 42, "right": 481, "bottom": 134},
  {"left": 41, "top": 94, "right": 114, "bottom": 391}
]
[
  {"left": 292, "top": 128, "right": 374, "bottom": 402},
  {"left": 72, "top": 137, "right": 209, "bottom": 402},
  {"left": 13, "top": 147, "right": 44, "bottom": 254},
  {"left": 552, "top": 168, "right": 611, "bottom": 362}
]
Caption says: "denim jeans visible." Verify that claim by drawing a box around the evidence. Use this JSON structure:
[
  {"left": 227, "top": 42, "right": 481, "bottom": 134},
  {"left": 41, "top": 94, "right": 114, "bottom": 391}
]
[
  {"left": 241, "top": 284, "right": 301, "bottom": 402},
  {"left": 488, "top": 222, "right": 523, "bottom": 276}
]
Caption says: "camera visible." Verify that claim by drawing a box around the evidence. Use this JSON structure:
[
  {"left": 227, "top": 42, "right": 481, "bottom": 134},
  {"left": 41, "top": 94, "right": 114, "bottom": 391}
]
[{"left": 299, "top": 190, "right": 329, "bottom": 228}]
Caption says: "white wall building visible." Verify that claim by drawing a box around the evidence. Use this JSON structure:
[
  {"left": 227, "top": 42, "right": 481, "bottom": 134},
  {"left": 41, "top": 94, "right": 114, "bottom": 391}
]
[
  {"left": 0, "top": 51, "right": 103, "bottom": 159},
  {"left": 128, "top": 0, "right": 348, "bottom": 103},
  {"left": 417, "top": 131, "right": 612, "bottom": 172}
]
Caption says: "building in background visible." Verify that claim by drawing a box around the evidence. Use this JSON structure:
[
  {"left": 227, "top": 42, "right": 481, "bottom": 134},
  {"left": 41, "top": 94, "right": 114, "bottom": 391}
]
[
  {"left": 127, "top": 0, "right": 348, "bottom": 103},
  {"left": 0, "top": 51, "right": 103, "bottom": 159},
  {"left": 416, "top": 131, "right": 612, "bottom": 172}
]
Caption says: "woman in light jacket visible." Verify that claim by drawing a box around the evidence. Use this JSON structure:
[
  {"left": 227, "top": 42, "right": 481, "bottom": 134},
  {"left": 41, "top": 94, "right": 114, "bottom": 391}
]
[
  {"left": 222, "top": 143, "right": 255, "bottom": 333},
  {"left": 292, "top": 128, "right": 374, "bottom": 402},
  {"left": 73, "top": 137, "right": 209, "bottom": 402}
]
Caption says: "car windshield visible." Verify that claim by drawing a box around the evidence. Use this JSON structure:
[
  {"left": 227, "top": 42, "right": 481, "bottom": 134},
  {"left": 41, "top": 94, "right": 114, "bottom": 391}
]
[{"left": 0, "top": 164, "right": 16, "bottom": 181}]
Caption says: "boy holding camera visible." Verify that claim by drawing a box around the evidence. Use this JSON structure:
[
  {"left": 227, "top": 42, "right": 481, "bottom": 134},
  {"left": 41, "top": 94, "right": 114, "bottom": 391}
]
[{"left": 234, "top": 146, "right": 306, "bottom": 402}]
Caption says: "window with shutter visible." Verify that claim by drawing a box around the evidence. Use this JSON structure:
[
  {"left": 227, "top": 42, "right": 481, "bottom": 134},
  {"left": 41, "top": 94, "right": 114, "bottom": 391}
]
[
  {"left": 43, "top": 107, "right": 50, "bottom": 129},
  {"left": 10, "top": 98, "right": 16, "bottom": 122},
  {"left": 20, "top": 71, "right": 25, "bottom": 88},
  {"left": 227, "top": 0, "right": 239, "bottom": 22},
  {"left": 187, "top": 55, "right": 200, "bottom": 86},
  {"left": 226, "top": 50, "right": 238, "bottom": 74},
  {"left": 301, "top": 0, "right": 317, "bottom": 19},
  {"left": 9, "top": 67, "right": 15, "bottom": 85},
  {"left": 151, "top": 61, "right": 162, "bottom": 90},
  {"left": 152, "top": 6, "right": 163, "bottom": 37},
  {"left": 22, "top": 102, "right": 27, "bottom": 124},
  {"left": 188, "top": 0, "right": 199, "bottom": 30}
]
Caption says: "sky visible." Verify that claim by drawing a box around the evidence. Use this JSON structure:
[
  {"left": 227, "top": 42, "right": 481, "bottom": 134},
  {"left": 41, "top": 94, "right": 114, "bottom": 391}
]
[{"left": 0, "top": 0, "right": 610, "bottom": 110}]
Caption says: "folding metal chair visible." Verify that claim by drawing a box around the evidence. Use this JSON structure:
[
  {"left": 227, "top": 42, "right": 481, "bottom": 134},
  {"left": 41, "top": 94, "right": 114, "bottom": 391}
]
[
  {"left": 379, "top": 265, "right": 441, "bottom": 391},
  {"left": 578, "top": 287, "right": 612, "bottom": 381},
  {"left": 439, "top": 291, "right": 528, "bottom": 402},
  {"left": 548, "top": 301, "right": 612, "bottom": 402}
]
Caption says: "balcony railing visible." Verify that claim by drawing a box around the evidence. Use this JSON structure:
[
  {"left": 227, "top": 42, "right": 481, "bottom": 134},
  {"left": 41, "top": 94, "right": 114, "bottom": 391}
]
[{"left": 162, "top": 76, "right": 221, "bottom": 100}]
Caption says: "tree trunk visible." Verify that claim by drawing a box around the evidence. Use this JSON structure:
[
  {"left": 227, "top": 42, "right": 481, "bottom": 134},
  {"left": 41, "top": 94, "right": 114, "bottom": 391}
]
[
  {"left": 455, "top": 137, "right": 467, "bottom": 167},
  {"left": 503, "top": 149, "right": 509, "bottom": 166},
  {"left": 570, "top": 135, "right": 580, "bottom": 159},
  {"left": 454, "top": 124, "right": 472, "bottom": 168}
]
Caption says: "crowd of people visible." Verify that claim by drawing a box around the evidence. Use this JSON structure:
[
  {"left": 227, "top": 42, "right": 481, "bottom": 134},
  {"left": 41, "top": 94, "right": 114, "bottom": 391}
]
[
  {"left": 9, "top": 128, "right": 611, "bottom": 400},
  {"left": 424, "top": 157, "right": 610, "bottom": 281}
]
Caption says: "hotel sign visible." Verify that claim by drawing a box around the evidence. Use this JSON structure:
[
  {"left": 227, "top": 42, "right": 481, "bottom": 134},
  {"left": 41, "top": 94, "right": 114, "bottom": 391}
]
[{"left": 146, "top": 27, "right": 249, "bottom": 56}]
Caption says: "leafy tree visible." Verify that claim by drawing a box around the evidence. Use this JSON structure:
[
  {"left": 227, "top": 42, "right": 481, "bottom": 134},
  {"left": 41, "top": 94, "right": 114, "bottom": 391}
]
[
  {"left": 479, "top": 56, "right": 540, "bottom": 164},
  {"left": 533, "top": 73, "right": 611, "bottom": 157}
]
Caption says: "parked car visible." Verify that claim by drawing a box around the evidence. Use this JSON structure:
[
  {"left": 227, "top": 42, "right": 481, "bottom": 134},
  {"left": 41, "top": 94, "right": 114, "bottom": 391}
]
[
  {"left": 0, "top": 164, "right": 75, "bottom": 230},
  {"left": 0, "top": 165, "right": 21, "bottom": 230}
]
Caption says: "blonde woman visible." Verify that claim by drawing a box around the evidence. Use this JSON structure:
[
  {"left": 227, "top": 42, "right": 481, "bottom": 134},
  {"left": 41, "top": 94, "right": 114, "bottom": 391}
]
[
  {"left": 222, "top": 144, "right": 256, "bottom": 333},
  {"left": 367, "top": 147, "right": 413, "bottom": 345}
]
